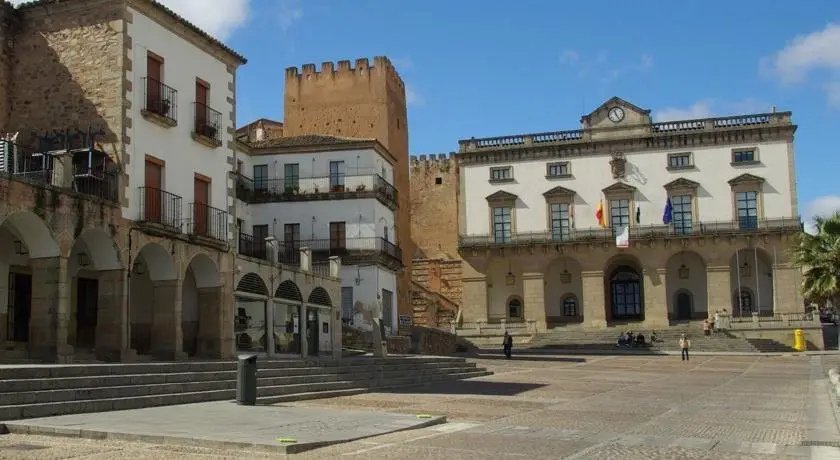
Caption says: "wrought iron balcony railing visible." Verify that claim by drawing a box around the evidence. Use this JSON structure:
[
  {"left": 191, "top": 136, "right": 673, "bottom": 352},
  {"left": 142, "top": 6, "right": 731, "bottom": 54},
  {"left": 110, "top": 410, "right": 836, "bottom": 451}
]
[
  {"left": 458, "top": 217, "right": 803, "bottom": 247},
  {"left": 187, "top": 202, "right": 227, "bottom": 242},
  {"left": 238, "top": 232, "right": 267, "bottom": 260},
  {"left": 193, "top": 102, "right": 222, "bottom": 145},
  {"left": 279, "top": 237, "right": 402, "bottom": 268},
  {"left": 138, "top": 186, "right": 182, "bottom": 231},
  {"left": 235, "top": 173, "right": 398, "bottom": 210},
  {"left": 143, "top": 77, "right": 178, "bottom": 124}
]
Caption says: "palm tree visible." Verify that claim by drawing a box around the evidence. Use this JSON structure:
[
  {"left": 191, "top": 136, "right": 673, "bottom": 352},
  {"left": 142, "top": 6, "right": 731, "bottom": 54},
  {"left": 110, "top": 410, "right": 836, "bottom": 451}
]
[{"left": 788, "top": 211, "right": 840, "bottom": 307}]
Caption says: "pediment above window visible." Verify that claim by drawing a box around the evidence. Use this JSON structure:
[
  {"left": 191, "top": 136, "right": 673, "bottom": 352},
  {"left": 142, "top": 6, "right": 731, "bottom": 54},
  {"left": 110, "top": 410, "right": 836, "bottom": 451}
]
[
  {"left": 486, "top": 190, "right": 518, "bottom": 205},
  {"left": 543, "top": 185, "right": 576, "bottom": 200},
  {"left": 727, "top": 173, "right": 765, "bottom": 187},
  {"left": 663, "top": 177, "right": 700, "bottom": 191},
  {"left": 602, "top": 182, "right": 637, "bottom": 194}
]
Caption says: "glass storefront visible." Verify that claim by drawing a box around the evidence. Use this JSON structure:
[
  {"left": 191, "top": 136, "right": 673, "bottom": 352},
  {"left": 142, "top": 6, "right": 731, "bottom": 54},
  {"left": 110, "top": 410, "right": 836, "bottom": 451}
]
[
  {"left": 273, "top": 302, "right": 301, "bottom": 354},
  {"left": 234, "top": 297, "right": 267, "bottom": 353}
]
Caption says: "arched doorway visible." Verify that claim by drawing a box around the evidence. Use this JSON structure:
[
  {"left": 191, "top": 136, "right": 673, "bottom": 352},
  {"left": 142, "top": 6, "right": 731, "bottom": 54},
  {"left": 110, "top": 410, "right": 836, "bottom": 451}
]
[
  {"left": 733, "top": 288, "right": 754, "bottom": 317},
  {"left": 274, "top": 280, "right": 303, "bottom": 355},
  {"left": 68, "top": 229, "right": 121, "bottom": 353},
  {"left": 675, "top": 290, "right": 693, "bottom": 320},
  {"left": 610, "top": 265, "right": 643, "bottom": 320},
  {"left": 0, "top": 211, "right": 60, "bottom": 349},
  {"left": 729, "top": 248, "right": 774, "bottom": 315},
  {"left": 507, "top": 296, "right": 523, "bottom": 321},
  {"left": 181, "top": 254, "right": 222, "bottom": 357},
  {"left": 234, "top": 273, "right": 269, "bottom": 353},
  {"left": 129, "top": 243, "right": 177, "bottom": 356},
  {"left": 307, "top": 287, "right": 333, "bottom": 356}
]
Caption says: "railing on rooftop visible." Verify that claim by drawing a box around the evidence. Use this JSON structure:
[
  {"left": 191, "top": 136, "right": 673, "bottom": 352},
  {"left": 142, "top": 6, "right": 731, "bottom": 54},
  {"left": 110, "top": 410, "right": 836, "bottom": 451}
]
[
  {"left": 458, "top": 112, "right": 792, "bottom": 151},
  {"left": 277, "top": 237, "right": 402, "bottom": 267},
  {"left": 235, "top": 173, "right": 398, "bottom": 209},
  {"left": 458, "top": 217, "right": 803, "bottom": 248}
]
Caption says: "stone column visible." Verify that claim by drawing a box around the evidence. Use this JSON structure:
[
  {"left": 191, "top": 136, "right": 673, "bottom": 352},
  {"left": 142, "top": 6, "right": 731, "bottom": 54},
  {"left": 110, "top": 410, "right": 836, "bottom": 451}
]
[
  {"left": 522, "top": 272, "right": 547, "bottom": 332},
  {"left": 150, "top": 279, "right": 186, "bottom": 360},
  {"left": 197, "top": 286, "right": 223, "bottom": 358},
  {"left": 95, "top": 269, "right": 130, "bottom": 361},
  {"left": 299, "top": 306, "right": 308, "bottom": 358},
  {"left": 643, "top": 268, "right": 669, "bottom": 329},
  {"left": 706, "top": 266, "right": 731, "bottom": 314},
  {"left": 30, "top": 257, "right": 73, "bottom": 362},
  {"left": 772, "top": 263, "right": 802, "bottom": 314},
  {"left": 581, "top": 270, "right": 606, "bottom": 329},
  {"left": 218, "top": 279, "right": 235, "bottom": 359},
  {"left": 461, "top": 276, "right": 488, "bottom": 322}
]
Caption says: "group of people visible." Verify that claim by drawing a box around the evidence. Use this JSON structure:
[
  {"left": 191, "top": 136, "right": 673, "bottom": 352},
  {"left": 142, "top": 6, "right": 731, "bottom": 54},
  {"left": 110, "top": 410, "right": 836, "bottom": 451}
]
[
  {"left": 616, "top": 330, "right": 658, "bottom": 348},
  {"left": 702, "top": 310, "right": 730, "bottom": 336}
]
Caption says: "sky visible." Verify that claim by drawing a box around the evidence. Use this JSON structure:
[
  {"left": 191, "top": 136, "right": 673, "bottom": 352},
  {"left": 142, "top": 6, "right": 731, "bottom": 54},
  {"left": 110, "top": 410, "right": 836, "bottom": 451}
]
[{"left": 12, "top": 0, "right": 840, "bottom": 228}]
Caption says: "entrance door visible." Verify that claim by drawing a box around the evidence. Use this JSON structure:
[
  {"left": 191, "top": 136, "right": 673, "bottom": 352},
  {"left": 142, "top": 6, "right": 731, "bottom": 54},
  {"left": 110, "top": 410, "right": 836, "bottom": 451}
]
[
  {"left": 75, "top": 278, "right": 99, "bottom": 349},
  {"left": 7, "top": 272, "right": 32, "bottom": 342},
  {"left": 306, "top": 309, "right": 319, "bottom": 356},
  {"left": 195, "top": 81, "right": 208, "bottom": 134},
  {"left": 144, "top": 160, "right": 163, "bottom": 222},
  {"left": 146, "top": 55, "right": 162, "bottom": 114},
  {"left": 193, "top": 177, "right": 209, "bottom": 236},
  {"left": 676, "top": 292, "right": 692, "bottom": 320},
  {"left": 610, "top": 266, "right": 643, "bottom": 320}
]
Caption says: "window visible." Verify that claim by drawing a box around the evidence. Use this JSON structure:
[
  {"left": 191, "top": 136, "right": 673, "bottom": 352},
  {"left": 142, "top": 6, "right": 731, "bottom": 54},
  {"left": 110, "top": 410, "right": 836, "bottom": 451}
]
[
  {"left": 508, "top": 298, "right": 522, "bottom": 320},
  {"left": 492, "top": 207, "right": 512, "bottom": 243},
  {"left": 736, "top": 289, "right": 753, "bottom": 316},
  {"left": 341, "top": 286, "right": 354, "bottom": 322},
  {"left": 667, "top": 153, "right": 692, "bottom": 170},
  {"left": 194, "top": 80, "right": 209, "bottom": 135},
  {"left": 381, "top": 289, "right": 394, "bottom": 328},
  {"left": 736, "top": 191, "right": 758, "bottom": 229},
  {"left": 489, "top": 166, "right": 512, "bottom": 182},
  {"left": 283, "top": 163, "right": 299, "bottom": 192},
  {"left": 671, "top": 195, "right": 693, "bottom": 235},
  {"left": 550, "top": 203, "right": 571, "bottom": 241},
  {"left": 435, "top": 177, "right": 442, "bottom": 185},
  {"left": 610, "top": 199, "right": 630, "bottom": 230},
  {"left": 732, "top": 149, "right": 756, "bottom": 164},
  {"left": 329, "top": 161, "right": 345, "bottom": 191},
  {"left": 329, "top": 221, "right": 346, "bottom": 250},
  {"left": 383, "top": 225, "right": 389, "bottom": 242},
  {"left": 562, "top": 296, "right": 578, "bottom": 316},
  {"left": 253, "top": 165, "right": 268, "bottom": 190},
  {"left": 283, "top": 223, "right": 300, "bottom": 246},
  {"left": 546, "top": 162, "right": 571, "bottom": 178}
]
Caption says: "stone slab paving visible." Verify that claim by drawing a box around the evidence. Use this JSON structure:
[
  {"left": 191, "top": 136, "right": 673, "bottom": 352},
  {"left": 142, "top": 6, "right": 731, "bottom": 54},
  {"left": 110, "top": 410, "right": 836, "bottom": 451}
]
[
  {"left": 1, "top": 354, "right": 840, "bottom": 459},
  {"left": 0, "top": 401, "right": 446, "bottom": 454}
]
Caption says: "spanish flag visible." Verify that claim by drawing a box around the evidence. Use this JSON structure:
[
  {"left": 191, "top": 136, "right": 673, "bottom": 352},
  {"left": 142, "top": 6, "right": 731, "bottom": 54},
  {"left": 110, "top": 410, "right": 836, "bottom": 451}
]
[{"left": 595, "top": 200, "right": 606, "bottom": 228}]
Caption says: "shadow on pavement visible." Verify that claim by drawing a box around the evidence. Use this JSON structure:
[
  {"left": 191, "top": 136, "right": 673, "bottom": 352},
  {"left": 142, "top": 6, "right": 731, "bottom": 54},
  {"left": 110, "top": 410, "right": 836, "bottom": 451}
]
[
  {"left": 378, "top": 380, "right": 545, "bottom": 396},
  {"left": 471, "top": 354, "right": 587, "bottom": 363}
]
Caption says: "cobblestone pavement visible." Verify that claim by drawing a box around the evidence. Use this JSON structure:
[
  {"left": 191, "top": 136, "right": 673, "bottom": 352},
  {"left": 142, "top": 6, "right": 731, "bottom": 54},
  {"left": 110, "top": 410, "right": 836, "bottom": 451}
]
[{"left": 2, "top": 354, "right": 839, "bottom": 459}]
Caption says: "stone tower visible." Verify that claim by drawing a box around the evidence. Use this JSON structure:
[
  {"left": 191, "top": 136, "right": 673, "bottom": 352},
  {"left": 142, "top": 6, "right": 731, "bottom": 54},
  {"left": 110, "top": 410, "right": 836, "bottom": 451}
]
[
  {"left": 283, "top": 56, "right": 413, "bottom": 327},
  {"left": 410, "top": 153, "right": 460, "bottom": 260}
]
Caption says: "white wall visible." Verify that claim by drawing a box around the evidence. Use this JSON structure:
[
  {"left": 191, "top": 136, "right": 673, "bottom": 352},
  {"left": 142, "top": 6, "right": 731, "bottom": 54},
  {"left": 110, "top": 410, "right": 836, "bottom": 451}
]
[
  {"left": 340, "top": 265, "right": 398, "bottom": 330},
  {"left": 462, "top": 141, "right": 794, "bottom": 235},
  {"left": 245, "top": 148, "right": 394, "bottom": 183},
  {"left": 125, "top": 7, "right": 235, "bottom": 223},
  {"left": 249, "top": 199, "right": 395, "bottom": 242}
]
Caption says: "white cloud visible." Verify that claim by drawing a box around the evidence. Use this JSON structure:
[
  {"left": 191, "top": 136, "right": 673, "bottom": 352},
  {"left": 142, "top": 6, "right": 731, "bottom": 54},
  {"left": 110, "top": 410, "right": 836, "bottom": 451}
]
[
  {"left": 764, "top": 23, "right": 840, "bottom": 107},
  {"left": 559, "top": 50, "right": 653, "bottom": 83},
  {"left": 803, "top": 195, "right": 840, "bottom": 234},
  {"left": 654, "top": 98, "right": 772, "bottom": 122},
  {"left": 405, "top": 85, "right": 424, "bottom": 106},
  {"left": 277, "top": 0, "right": 303, "bottom": 33}
]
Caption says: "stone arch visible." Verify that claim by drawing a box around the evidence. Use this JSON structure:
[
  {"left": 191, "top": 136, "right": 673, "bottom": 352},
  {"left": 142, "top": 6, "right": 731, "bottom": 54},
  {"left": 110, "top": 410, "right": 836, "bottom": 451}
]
[
  {"left": 506, "top": 294, "right": 523, "bottom": 321},
  {"left": 729, "top": 248, "right": 773, "bottom": 316},
  {"left": 134, "top": 243, "right": 177, "bottom": 281},
  {"left": 486, "top": 258, "right": 523, "bottom": 322},
  {"left": 276, "top": 279, "right": 303, "bottom": 302},
  {"left": 0, "top": 211, "right": 60, "bottom": 259},
  {"left": 545, "top": 255, "right": 583, "bottom": 323},
  {"left": 70, "top": 228, "right": 121, "bottom": 272},
  {"left": 604, "top": 254, "right": 644, "bottom": 322},
  {"left": 182, "top": 254, "right": 223, "bottom": 357},
  {"left": 236, "top": 273, "right": 268, "bottom": 296},
  {"left": 665, "top": 251, "right": 707, "bottom": 320},
  {"left": 308, "top": 286, "right": 332, "bottom": 306}
]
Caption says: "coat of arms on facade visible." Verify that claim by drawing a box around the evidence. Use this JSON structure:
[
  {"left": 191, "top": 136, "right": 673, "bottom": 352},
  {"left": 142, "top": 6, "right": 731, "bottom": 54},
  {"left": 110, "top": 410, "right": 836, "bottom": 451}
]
[{"left": 610, "top": 152, "right": 627, "bottom": 179}]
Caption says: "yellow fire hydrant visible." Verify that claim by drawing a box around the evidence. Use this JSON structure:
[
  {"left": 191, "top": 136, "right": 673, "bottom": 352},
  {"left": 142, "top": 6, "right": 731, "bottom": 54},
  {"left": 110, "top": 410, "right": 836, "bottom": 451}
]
[{"left": 793, "top": 329, "right": 805, "bottom": 352}]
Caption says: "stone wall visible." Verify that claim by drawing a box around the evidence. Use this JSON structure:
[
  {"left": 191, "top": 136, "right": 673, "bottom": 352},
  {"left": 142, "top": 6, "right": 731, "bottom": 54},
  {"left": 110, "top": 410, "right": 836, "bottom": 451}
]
[
  {"left": 409, "top": 154, "right": 460, "bottom": 260},
  {"left": 410, "top": 281, "right": 457, "bottom": 328},
  {"left": 0, "top": 2, "right": 15, "bottom": 130},
  {"left": 7, "top": 0, "right": 125, "bottom": 159},
  {"left": 410, "top": 326, "right": 457, "bottom": 355},
  {"left": 412, "top": 258, "right": 463, "bottom": 306}
]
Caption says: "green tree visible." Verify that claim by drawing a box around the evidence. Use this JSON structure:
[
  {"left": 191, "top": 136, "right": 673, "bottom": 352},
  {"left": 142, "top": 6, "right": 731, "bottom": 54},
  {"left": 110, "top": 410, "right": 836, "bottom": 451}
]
[{"left": 788, "top": 211, "right": 840, "bottom": 306}]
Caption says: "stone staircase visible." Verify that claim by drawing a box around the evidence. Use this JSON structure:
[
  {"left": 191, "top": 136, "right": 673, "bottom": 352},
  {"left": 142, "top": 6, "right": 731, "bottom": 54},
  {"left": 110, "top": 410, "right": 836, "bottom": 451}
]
[{"left": 0, "top": 356, "right": 492, "bottom": 421}]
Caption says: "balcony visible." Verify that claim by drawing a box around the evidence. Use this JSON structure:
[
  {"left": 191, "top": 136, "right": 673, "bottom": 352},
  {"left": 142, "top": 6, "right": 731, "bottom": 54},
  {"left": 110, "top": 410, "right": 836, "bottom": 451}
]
[
  {"left": 142, "top": 77, "right": 178, "bottom": 127},
  {"left": 0, "top": 139, "right": 119, "bottom": 203},
  {"left": 192, "top": 102, "right": 222, "bottom": 147},
  {"left": 187, "top": 202, "right": 227, "bottom": 243},
  {"left": 458, "top": 217, "right": 803, "bottom": 250},
  {"left": 238, "top": 232, "right": 267, "bottom": 260},
  {"left": 279, "top": 237, "right": 402, "bottom": 271},
  {"left": 137, "top": 186, "right": 182, "bottom": 232},
  {"left": 235, "top": 173, "right": 398, "bottom": 211}
]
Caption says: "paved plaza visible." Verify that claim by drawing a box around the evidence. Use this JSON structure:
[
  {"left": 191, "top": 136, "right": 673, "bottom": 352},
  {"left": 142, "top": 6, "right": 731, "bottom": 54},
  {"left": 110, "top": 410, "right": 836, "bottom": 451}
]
[{"left": 1, "top": 354, "right": 839, "bottom": 459}]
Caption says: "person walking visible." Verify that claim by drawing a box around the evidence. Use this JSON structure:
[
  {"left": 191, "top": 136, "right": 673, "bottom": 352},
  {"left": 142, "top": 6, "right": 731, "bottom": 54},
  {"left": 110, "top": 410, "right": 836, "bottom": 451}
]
[
  {"left": 503, "top": 331, "right": 513, "bottom": 359},
  {"left": 679, "top": 334, "right": 691, "bottom": 361}
]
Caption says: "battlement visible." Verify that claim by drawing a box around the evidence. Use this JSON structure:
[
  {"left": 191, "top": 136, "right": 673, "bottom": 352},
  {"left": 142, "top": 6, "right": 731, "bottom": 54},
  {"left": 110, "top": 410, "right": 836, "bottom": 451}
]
[
  {"left": 410, "top": 152, "right": 458, "bottom": 169},
  {"left": 285, "top": 56, "right": 405, "bottom": 90}
]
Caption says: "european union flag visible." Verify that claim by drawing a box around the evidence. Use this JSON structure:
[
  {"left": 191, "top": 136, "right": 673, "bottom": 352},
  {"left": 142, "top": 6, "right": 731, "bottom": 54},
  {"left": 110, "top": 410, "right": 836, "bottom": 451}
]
[{"left": 663, "top": 197, "right": 673, "bottom": 224}]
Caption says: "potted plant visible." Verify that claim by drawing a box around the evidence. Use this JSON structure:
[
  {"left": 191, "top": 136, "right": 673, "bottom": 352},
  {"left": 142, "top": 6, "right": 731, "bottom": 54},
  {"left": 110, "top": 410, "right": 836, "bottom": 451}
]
[
  {"left": 159, "top": 99, "right": 171, "bottom": 116},
  {"left": 356, "top": 184, "right": 366, "bottom": 192},
  {"left": 202, "top": 123, "right": 218, "bottom": 139}
]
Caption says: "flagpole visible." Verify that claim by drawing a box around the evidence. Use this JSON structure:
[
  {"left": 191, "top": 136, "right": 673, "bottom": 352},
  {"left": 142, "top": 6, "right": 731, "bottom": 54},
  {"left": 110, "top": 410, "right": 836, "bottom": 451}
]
[
  {"left": 736, "top": 249, "right": 743, "bottom": 315},
  {"left": 772, "top": 246, "right": 778, "bottom": 314},
  {"left": 754, "top": 247, "right": 760, "bottom": 315}
]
